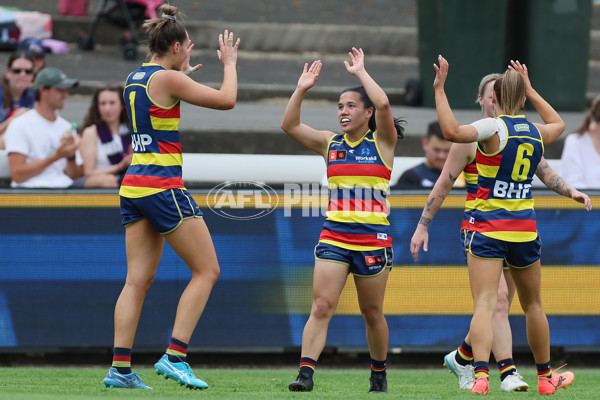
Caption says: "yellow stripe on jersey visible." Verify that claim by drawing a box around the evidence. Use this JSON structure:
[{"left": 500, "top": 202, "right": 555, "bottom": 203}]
[
  {"left": 464, "top": 199, "right": 476, "bottom": 211},
  {"left": 318, "top": 239, "right": 382, "bottom": 251},
  {"left": 131, "top": 152, "right": 183, "bottom": 166},
  {"left": 325, "top": 210, "right": 390, "bottom": 224},
  {"left": 119, "top": 186, "right": 167, "bottom": 199},
  {"left": 477, "top": 163, "right": 500, "bottom": 178},
  {"left": 476, "top": 198, "right": 535, "bottom": 212},
  {"left": 480, "top": 230, "right": 538, "bottom": 242},
  {"left": 150, "top": 116, "right": 179, "bottom": 131},
  {"left": 328, "top": 175, "right": 389, "bottom": 190},
  {"left": 463, "top": 172, "right": 477, "bottom": 184}
]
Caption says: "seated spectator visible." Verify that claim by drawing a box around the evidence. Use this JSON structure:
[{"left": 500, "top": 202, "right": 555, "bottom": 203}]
[
  {"left": 79, "top": 83, "right": 132, "bottom": 187},
  {"left": 17, "top": 38, "right": 47, "bottom": 76},
  {"left": 560, "top": 94, "right": 600, "bottom": 189},
  {"left": 5, "top": 67, "right": 116, "bottom": 188},
  {"left": 393, "top": 120, "right": 451, "bottom": 188},
  {"left": 0, "top": 52, "right": 36, "bottom": 148}
]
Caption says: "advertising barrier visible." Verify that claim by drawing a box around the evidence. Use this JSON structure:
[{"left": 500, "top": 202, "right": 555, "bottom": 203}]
[{"left": 0, "top": 189, "right": 598, "bottom": 352}]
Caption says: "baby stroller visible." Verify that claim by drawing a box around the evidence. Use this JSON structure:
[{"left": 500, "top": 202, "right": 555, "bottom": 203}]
[{"left": 77, "top": 0, "right": 162, "bottom": 60}]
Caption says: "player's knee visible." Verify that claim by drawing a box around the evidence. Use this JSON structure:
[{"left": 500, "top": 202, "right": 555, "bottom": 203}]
[
  {"left": 495, "top": 293, "right": 510, "bottom": 317},
  {"left": 126, "top": 274, "right": 155, "bottom": 293},
  {"left": 360, "top": 306, "right": 383, "bottom": 326},
  {"left": 311, "top": 297, "right": 335, "bottom": 320}
]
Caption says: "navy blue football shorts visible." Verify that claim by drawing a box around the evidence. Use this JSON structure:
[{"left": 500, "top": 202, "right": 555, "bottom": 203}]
[
  {"left": 462, "top": 230, "right": 541, "bottom": 268},
  {"left": 314, "top": 241, "right": 393, "bottom": 277},
  {"left": 120, "top": 188, "right": 203, "bottom": 234}
]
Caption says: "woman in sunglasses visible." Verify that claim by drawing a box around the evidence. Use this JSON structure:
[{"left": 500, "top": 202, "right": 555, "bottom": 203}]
[{"left": 0, "top": 52, "right": 36, "bottom": 149}]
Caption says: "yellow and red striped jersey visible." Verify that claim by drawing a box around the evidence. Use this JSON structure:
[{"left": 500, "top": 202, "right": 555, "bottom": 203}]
[
  {"left": 120, "top": 63, "right": 184, "bottom": 198},
  {"left": 468, "top": 115, "right": 544, "bottom": 242},
  {"left": 319, "top": 130, "right": 393, "bottom": 250}
]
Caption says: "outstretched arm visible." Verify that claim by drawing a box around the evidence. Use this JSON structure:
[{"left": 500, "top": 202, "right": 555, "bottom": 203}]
[
  {"left": 345, "top": 47, "right": 396, "bottom": 151},
  {"left": 410, "top": 142, "right": 475, "bottom": 261},
  {"left": 535, "top": 157, "right": 592, "bottom": 211},
  {"left": 509, "top": 60, "right": 565, "bottom": 144},
  {"left": 433, "top": 55, "right": 479, "bottom": 143},
  {"left": 281, "top": 60, "right": 333, "bottom": 156}
]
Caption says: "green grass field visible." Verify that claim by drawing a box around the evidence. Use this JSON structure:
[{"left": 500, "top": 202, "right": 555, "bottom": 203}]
[{"left": 0, "top": 366, "right": 598, "bottom": 399}]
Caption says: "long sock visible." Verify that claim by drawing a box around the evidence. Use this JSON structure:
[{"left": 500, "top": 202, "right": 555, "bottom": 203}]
[
  {"left": 536, "top": 361, "right": 552, "bottom": 378},
  {"left": 112, "top": 347, "right": 132, "bottom": 375},
  {"left": 371, "top": 358, "right": 387, "bottom": 377},
  {"left": 166, "top": 337, "right": 188, "bottom": 363},
  {"left": 498, "top": 357, "right": 517, "bottom": 381},
  {"left": 474, "top": 361, "right": 490, "bottom": 380},
  {"left": 299, "top": 357, "right": 317, "bottom": 379},
  {"left": 454, "top": 340, "right": 473, "bottom": 366}
]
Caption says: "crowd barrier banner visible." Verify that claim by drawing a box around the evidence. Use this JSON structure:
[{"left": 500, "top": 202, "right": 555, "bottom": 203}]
[{"left": 0, "top": 190, "right": 598, "bottom": 351}]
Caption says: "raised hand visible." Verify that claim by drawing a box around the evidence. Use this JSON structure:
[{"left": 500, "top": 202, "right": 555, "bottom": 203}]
[
  {"left": 508, "top": 59, "right": 533, "bottom": 94},
  {"left": 433, "top": 54, "right": 449, "bottom": 90},
  {"left": 297, "top": 60, "right": 322, "bottom": 91},
  {"left": 182, "top": 42, "right": 202, "bottom": 76},
  {"left": 217, "top": 29, "right": 240, "bottom": 66},
  {"left": 344, "top": 47, "right": 365, "bottom": 76}
]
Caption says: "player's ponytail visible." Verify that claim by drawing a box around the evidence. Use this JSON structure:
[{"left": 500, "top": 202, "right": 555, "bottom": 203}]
[
  {"left": 142, "top": 4, "right": 187, "bottom": 57},
  {"left": 494, "top": 69, "right": 525, "bottom": 116}
]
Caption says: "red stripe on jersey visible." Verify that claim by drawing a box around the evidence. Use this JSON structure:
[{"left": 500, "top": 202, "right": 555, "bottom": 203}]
[
  {"left": 466, "top": 192, "right": 477, "bottom": 202},
  {"left": 121, "top": 174, "right": 184, "bottom": 189},
  {"left": 328, "top": 198, "right": 389, "bottom": 214},
  {"left": 149, "top": 104, "right": 180, "bottom": 118},
  {"left": 460, "top": 220, "right": 471, "bottom": 230},
  {"left": 464, "top": 162, "right": 478, "bottom": 174},
  {"left": 113, "top": 355, "right": 131, "bottom": 362},
  {"left": 159, "top": 141, "right": 182, "bottom": 154},
  {"left": 476, "top": 151, "right": 502, "bottom": 166},
  {"left": 473, "top": 219, "right": 537, "bottom": 232},
  {"left": 475, "top": 186, "right": 490, "bottom": 200},
  {"left": 328, "top": 163, "right": 391, "bottom": 179},
  {"left": 319, "top": 229, "right": 392, "bottom": 247}
]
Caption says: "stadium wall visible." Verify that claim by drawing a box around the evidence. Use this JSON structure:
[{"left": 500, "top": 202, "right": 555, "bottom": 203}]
[{"left": 0, "top": 190, "right": 598, "bottom": 353}]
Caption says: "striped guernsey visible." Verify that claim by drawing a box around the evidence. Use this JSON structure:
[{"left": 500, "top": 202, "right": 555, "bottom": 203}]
[
  {"left": 120, "top": 63, "right": 184, "bottom": 198},
  {"left": 319, "top": 130, "right": 393, "bottom": 250}
]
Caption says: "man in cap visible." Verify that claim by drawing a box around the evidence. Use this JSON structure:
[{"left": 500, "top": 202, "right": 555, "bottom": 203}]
[
  {"left": 5, "top": 67, "right": 114, "bottom": 188},
  {"left": 17, "top": 38, "right": 47, "bottom": 75}
]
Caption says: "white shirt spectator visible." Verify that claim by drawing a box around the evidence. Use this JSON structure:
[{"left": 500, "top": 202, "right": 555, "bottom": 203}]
[
  {"left": 560, "top": 132, "right": 600, "bottom": 189},
  {"left": 5, "top": 109, "right": 75, "bottom": 188}
]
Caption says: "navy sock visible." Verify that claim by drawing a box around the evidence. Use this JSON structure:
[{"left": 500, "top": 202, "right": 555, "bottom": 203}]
[
  {"left": 299, "top": 357, "right": 317, "bottom": 378},
  {"left": 498, "top": 357, "right": 517, "bottom": 381},
  {"left": 166, "top": 337, "right": 188, "bottom": 363},
  {"left": 371, "top": 358, "right": 387, "bottom": 377},
  {"left": 455, "top": 340, "right": 473, "bottom": 366},
  {"left": 112, "top": 347, "right": 132, "bottom": 375}
]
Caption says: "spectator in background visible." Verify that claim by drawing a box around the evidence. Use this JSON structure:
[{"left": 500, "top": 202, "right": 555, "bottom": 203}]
[
  {"left": 560, "top": 94, "right": 600, "bottom": 189},
  {"left": 0, "top": 52, "right": 36, "bottom": 148},
  {"left": 393, "top": 120, "right": 451, "bottom": 188},
  {"left": 17, "top": 38, "right": 47, "bottom": 76},
  {"left": 5, "top": 67, "right": 115, "bottom": 188},
  {"left": 80, "top": 83, "right": 132, "bottom": 187}
]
